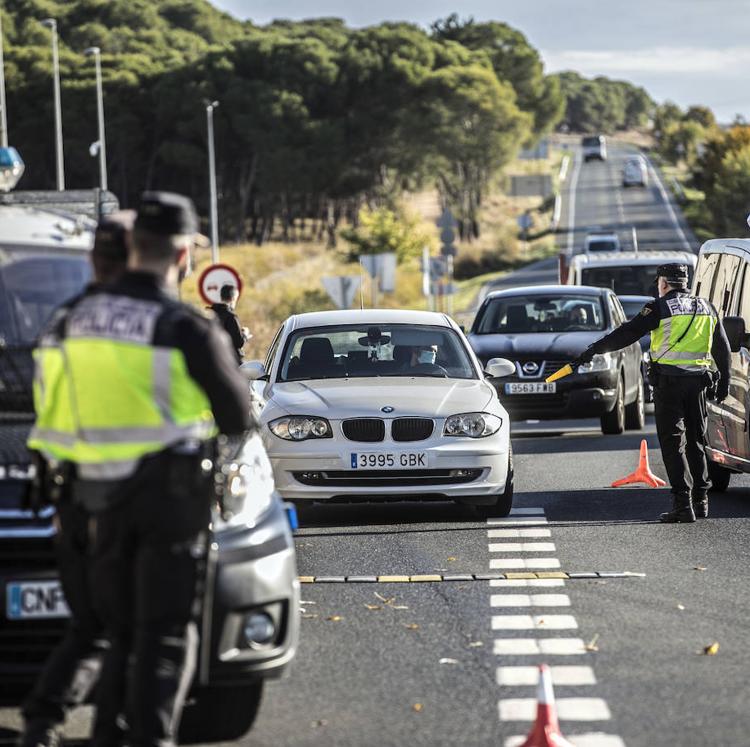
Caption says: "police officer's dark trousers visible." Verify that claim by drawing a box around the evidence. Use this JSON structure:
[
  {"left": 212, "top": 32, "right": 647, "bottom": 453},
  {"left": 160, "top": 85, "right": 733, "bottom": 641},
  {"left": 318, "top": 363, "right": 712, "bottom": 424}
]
[
  {"left": 653, "top": 373, "right": 710, "bottom": 499},
  {"left": 89, "top": 450, "right": 211, "bottom": 747},
  {"left": 21, "top": 500, "right": 105, "bottom": 740}
]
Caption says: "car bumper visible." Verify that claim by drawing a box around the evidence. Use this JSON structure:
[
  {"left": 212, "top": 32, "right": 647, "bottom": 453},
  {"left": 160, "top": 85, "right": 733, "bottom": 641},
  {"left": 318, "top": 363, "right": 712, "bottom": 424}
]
[
  {"left": 0, "top": 497, "right": 299, "bottom": 693},
  {"left": 496, "top": 373, "right": 619, "bottom": 421},
  {"left": 266, "top": 433, "right": 510, "bottom": 504}
]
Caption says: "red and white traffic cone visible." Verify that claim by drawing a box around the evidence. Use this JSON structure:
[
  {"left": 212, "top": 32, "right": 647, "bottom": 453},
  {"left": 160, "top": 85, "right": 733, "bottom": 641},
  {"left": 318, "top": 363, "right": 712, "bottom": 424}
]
[{"left": 518, "top": 664, "right": 576, "bottom": 747}]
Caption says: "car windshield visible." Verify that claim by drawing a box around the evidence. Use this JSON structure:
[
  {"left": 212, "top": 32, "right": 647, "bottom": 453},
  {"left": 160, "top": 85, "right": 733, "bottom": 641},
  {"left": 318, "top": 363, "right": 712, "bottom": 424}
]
[
  {"left": 587, "top": 239, "right": 617, "bottom": 252},
  {"left": 474, "top": 295, "right": 606, "bottom": 334},
  {"left": 581, "top": 264, "right": 692, "bottom": 295},
  {"left": 0, "top": 255, "right": 91, "bottom": 344},
  {"left": 278, "top": 324, "right": 477, "bottom": 381}
]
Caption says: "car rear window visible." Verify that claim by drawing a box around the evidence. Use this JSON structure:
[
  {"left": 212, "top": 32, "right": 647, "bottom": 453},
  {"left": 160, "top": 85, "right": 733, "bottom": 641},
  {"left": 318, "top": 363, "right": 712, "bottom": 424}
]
[
  {"left": 474, "top": 295, "right": 606, "bottom": 334},
  {"left": 582, "top": 136, "right": 602, "bottom": 147},
  {"left": 582, "top": 265, "right": 694, "bottom": 295},
  {"left": 586, "top": 240, "right": 618, "bottom": 252}
]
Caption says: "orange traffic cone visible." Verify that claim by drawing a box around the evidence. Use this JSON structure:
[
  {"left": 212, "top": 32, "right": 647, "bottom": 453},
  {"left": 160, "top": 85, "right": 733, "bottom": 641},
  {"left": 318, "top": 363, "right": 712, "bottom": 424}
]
[
  {"left": 611, "top": 439, "right": 666, "bottom": 488},
  {"left": 518, "top": 664, "right": 576, "bottom": 747}
]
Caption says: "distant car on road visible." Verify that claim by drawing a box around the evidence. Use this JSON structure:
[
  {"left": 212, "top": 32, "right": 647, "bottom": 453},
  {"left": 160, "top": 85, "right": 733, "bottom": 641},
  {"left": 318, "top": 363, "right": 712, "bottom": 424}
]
[
  {"left": 584, "top": 231, "right": 621, "bottom": 254},
  {"left": 467, "top": 285, "right": 644, "bottom": 434},
  {"left": 582, "top": 134, "right": 607, "bottom": 162},
  {"left": 622, "top": 154, "right": 649, "bottom": 187},
  {"left": 566, "top": 250, "right": 697, "bottom": 295},
  {"left": 244, "top": 309, "right": 516, "bottom": 517}
]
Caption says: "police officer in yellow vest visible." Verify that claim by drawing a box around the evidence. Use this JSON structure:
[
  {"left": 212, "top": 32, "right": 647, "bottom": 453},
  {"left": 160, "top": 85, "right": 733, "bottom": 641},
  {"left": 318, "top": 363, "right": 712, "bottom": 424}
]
[
  {"left": 577, "top": 263, "right": 731, "bottom": 523},
  {"left": 27, "top": 192, "right": 251, "bottom": 746}
]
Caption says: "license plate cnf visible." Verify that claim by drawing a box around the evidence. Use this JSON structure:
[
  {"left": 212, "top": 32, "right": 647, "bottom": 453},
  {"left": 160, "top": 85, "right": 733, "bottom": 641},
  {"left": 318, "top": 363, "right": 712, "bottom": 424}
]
[
  {"left": 350, "top": 452, "right": 427, "bottom": 470},
  {"left": 6, "top": 580, "right": 70, "bottom": 620}
]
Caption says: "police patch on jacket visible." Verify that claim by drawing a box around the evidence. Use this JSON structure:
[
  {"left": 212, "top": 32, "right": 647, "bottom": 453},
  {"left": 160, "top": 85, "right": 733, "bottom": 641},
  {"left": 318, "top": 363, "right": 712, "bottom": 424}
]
[{"left": 640, "top": 306, "right": 652, "bottom": 316}]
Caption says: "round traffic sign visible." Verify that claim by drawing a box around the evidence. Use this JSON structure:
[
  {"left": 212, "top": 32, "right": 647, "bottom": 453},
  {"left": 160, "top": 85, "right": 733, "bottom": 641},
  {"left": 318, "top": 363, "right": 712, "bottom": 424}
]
[{"left": 197, "top": 263, "right": 243, "bottom": 305}]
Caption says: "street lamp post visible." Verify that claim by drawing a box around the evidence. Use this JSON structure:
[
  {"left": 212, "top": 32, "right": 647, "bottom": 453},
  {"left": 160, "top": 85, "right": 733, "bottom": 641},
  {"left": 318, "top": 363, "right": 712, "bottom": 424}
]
[
  {"left": 205, "top": 100, "right": 219, "bottom": 263},
  {"left": 0, "top": 12, "right": 8, "bottom": 148},
  {"left": 42, "top": 18, "right": 64, "bottom": 190},
  {"left": 84, "top": 46, "right": 107, "bottom": 191}
]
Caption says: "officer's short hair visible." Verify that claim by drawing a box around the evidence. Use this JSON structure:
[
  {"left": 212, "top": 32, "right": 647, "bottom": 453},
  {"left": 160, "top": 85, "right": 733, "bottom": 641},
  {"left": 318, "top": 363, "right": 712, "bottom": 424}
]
[{"left": 220, "top": 284, "right": 237, "bottom": 302}]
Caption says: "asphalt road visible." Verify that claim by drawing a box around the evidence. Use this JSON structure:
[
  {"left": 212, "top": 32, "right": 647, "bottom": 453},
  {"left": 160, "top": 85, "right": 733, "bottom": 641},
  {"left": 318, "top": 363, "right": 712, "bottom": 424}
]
[{"left": 4, "top": 142, "right": 748, "bottom": 747}]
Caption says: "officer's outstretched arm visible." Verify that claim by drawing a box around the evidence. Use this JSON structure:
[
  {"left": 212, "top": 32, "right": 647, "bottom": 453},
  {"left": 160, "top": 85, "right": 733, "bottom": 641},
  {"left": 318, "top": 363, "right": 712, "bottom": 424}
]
[{"left": 579, "top": 301, "right": 659, "bottom": 365}]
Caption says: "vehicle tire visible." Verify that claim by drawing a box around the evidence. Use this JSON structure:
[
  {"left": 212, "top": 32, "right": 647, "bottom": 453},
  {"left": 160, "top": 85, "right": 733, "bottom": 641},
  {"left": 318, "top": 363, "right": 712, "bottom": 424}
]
[
  {"left": 475, "top": 446, "right": 514, "bottom": 519},
  {"left": 179, "top": 683, "right": 263, "bottom": 744},
  {"left": 601, "top": 374, "right": 625, "bottom": 435},
  {"left": 624, "top": 375, "right": 645, "bottom": 430},
  {"left": 708, "top": 461, "right": 731, "bottom": 493}
]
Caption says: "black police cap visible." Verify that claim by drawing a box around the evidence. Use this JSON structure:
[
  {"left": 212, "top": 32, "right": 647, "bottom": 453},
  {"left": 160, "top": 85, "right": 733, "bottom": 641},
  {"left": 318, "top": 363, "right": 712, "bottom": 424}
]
[
  {"left": 135, "top": 191, "right": 199, "bottom": 236},
  {"left": 93, "top": 210, "right": 135, "bottom": 263},
  {"left": 655, "top": 263, "right": 689, "bottom": 285}
]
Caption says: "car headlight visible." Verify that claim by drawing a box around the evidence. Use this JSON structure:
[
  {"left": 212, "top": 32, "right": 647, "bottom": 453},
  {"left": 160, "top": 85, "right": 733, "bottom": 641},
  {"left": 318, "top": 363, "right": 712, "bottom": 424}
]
[
  {"left": 443, "top": 412, "right": 502, "bottom": 438},
  {"left": 577, "top": 352, "right": 615, "bottom": 374},
  {"left": 213, "top": 433, "right": 275, "bottom": 530},
  {"left": 269, "top": 416, "right": 332, "bottom": 441}
]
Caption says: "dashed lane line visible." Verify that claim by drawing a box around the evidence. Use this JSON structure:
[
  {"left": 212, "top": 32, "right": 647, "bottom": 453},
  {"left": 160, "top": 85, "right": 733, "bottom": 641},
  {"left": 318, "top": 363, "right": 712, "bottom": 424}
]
[
  {"left": 490, "top": 507, "right": 626, "bottom": 745},
  {"left": 296, "top": 571, "right": 643, "bottom": 583}
]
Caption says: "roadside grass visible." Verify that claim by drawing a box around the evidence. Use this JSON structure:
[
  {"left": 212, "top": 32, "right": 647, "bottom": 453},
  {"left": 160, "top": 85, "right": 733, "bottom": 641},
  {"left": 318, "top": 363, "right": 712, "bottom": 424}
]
[{"left": 657, "top": 161, "right": 713, "bottom": 244}]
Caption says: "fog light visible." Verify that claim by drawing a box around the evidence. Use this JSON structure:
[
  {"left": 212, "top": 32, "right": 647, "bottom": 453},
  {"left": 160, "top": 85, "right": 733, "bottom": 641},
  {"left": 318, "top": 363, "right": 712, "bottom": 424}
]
[
  {"left": 451, "top": 469, "right": 473, "bottom": 477},
  {"left": 243, "top": 612, "right": 276, "bottom": 647}
]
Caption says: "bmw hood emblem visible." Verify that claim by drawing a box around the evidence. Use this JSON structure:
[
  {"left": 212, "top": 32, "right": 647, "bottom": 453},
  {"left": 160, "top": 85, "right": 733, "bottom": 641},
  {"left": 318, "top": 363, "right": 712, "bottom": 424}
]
[{"left": 381, "top": 406, "right": 395, "bottom": 413}]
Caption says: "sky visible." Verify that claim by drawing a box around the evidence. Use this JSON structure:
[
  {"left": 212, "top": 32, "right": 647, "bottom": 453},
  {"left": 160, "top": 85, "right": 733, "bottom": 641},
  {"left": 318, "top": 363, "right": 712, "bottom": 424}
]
[{"left": 213, "top": 0, "right": 750, "bottom": 123}]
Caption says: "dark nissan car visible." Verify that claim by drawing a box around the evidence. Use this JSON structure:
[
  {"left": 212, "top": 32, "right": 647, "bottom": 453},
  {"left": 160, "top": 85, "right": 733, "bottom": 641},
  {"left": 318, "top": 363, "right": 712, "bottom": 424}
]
[
  {"left": 0, "top": 218, "right": 299, "bottom": 743},
  {"left": 467, "top": 285, "right": 644, "bottom": 434}
]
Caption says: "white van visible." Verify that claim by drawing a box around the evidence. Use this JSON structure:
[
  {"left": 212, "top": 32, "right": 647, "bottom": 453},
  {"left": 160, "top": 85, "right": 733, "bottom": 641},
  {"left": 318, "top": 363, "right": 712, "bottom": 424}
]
[
  {"left": 582, "top": 134, "right": 607, "bottom": 162},
  {"left": 565, "top": 250, "right": 697, "bottom": 295}
]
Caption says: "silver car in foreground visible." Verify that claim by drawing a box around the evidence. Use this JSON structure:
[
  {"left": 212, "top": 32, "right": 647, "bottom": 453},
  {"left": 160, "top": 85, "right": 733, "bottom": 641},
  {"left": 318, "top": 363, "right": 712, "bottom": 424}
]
[{"left": 244, "top": 309, "right": 516, "bottom": 517}]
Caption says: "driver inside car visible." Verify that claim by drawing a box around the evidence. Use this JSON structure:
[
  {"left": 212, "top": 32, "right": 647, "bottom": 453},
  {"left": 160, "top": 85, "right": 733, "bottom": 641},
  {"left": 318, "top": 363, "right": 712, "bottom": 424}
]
[
  {"left": 568, "top": 305, "right": 589, "bottom": 328},
  {"left": 410, "top": 344, "right": 438, "bottom": 367}
]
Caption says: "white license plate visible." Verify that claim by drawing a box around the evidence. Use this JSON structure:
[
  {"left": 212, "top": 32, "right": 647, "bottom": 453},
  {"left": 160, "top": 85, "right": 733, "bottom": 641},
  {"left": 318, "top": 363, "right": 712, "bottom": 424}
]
[
  {"left": 505, "top": 382, "right": 557, "bottom": 395},
  {"left": 350, "top": 452, "right": 428, "bottom": 470},
  {"left": 6, "top": 580, "right": 70, "bottom": 620}
]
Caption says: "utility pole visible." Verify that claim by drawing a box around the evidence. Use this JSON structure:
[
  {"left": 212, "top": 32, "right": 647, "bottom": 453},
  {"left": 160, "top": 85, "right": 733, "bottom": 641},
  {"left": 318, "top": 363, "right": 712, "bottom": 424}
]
[
  {"left": 205, "top": 100, "right": 219, "bottom": 263},
  {"left": 85, "top": 46, "right": 107, "bottom": 191},
  {"left": 42, "top": 18, "right": 64, "bottom": 190}
]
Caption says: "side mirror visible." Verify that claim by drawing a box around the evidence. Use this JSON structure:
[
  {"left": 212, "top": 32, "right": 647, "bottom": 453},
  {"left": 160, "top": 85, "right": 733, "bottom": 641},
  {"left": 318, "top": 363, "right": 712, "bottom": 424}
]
[
  {"left": 240, "top": 361, "right": 268, "bottom": 381},
  {"left": 485, "top": 357, "right": 516, "bottom": 378},
  {"left": 723, "top": 316, "right": 747, "bottom": 353}
]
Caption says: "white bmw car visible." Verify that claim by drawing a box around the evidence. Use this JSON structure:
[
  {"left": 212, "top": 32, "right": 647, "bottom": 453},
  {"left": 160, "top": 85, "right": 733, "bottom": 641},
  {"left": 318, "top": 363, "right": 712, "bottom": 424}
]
[{"left": 243, "top": 309, "right": 516, "bottom": 517}]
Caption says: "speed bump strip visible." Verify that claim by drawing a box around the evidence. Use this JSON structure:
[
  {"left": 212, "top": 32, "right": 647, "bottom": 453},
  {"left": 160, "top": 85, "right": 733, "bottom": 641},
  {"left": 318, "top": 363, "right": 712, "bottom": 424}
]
[{"left": 298, "top": 571, "right": 645, "bottom": 583}]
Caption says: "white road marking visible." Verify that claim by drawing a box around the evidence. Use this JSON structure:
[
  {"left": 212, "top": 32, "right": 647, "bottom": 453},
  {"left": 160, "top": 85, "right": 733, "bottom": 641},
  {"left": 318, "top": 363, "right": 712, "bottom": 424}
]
[
  {"left": 505, "top": 734, "right": 626, "bottom": 747},
  {"left": 488, "top": 528, "right": 552, "bottom": 538},
  {"left": 493, "top": 638, "right": 588, "bottom": 656},
  {"left": 490, "top": 557, "right": 561, "bottom": 570},
  {"left": 499, "top": 697, "right": 611, "bottom": 721},
  {"left": 496, "top": 665, "right": 596, "bottom": 686},
  {"left": 487, "top": 517, "right": 549, "bottom": 526},
  {"left": 492, "top": 614, "right": 578, "bottom": 630},
  {"left": 488, "top": 542, "right": 556, "bottom": 553},
  {"left": 491, "top": 594, "right": 570, "bottom": 608},
  {"left": 490, "top": 579, "right": 565, "bottom": 587},
  {"left": 508, "top": 507, "right": 546, "bottom": 515}
]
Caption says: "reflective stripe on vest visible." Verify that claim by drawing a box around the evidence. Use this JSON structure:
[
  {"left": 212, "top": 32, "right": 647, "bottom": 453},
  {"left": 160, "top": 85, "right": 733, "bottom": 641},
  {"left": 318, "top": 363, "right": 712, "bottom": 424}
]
[
  {"left": 650, "top": 296, "right": 715, "bottom": 372},
  {"left": 28, "top": 293, "right": 215, "bottom": 479}
]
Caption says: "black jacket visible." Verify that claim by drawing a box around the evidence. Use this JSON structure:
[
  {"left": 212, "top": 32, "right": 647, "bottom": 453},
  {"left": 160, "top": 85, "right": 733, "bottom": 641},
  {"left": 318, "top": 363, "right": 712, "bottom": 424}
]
[
  {"left": 210, "top": 303, "right": 245, "bottom": 362},
  {"left": 590, "top": 290, "right": 731, "bottom": 381}
]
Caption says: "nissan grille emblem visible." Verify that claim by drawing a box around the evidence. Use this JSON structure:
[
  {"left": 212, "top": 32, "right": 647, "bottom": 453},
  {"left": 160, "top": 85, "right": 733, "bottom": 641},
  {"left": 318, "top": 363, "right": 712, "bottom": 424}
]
[
  {"left": 522, "top": 361, "right": 539, "bottom": 375},
  {"left": 381, "top": 406, "right": 395, "bottom": 413}
]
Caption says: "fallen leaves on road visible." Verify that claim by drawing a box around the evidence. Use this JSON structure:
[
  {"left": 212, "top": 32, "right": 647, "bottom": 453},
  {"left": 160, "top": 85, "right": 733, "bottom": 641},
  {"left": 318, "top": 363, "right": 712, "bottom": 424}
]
[
  {"left": 439, "top": 658, "right": 460, "bottom": 665},
  {"left": 311, "top": 719, "right": 328, "bottom": 728},
  {"left": 301, "top": 613, "right": 318, "bottom": 619},
  {"left": 300, "top": 600, "right": 316, "bottom": 605},
  {"left": 373, "top": 592, "right": 408, "bottom": 610},
  {"left": 447, "top": 556, "right": 457, "bottom": 562},
  {"left": 326, "top": 615, "right": 342, "bottom": 622},
  {"left": 585, "top": 634, "right": 600, "bottom": 652},
  {"left": 701, "top": 642, "right": 720, "bottom": 656},
  {"left": 676, "top": 604, "right": 685, "bottom": 611},
  {"left": 404, "top": 623, "right": 420, "bottom": 631},
  {"left": 412, "top": 703, "right": 423, "bottom": 713},
  {"left": 468, "top": 641, "right": 484, "bottom": 648},
  {"left": 693, "top": 565, "right": 707, "bottom": 572},
  {"left": 364, "top": 604, "right": 381, "bottom": 611}
]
